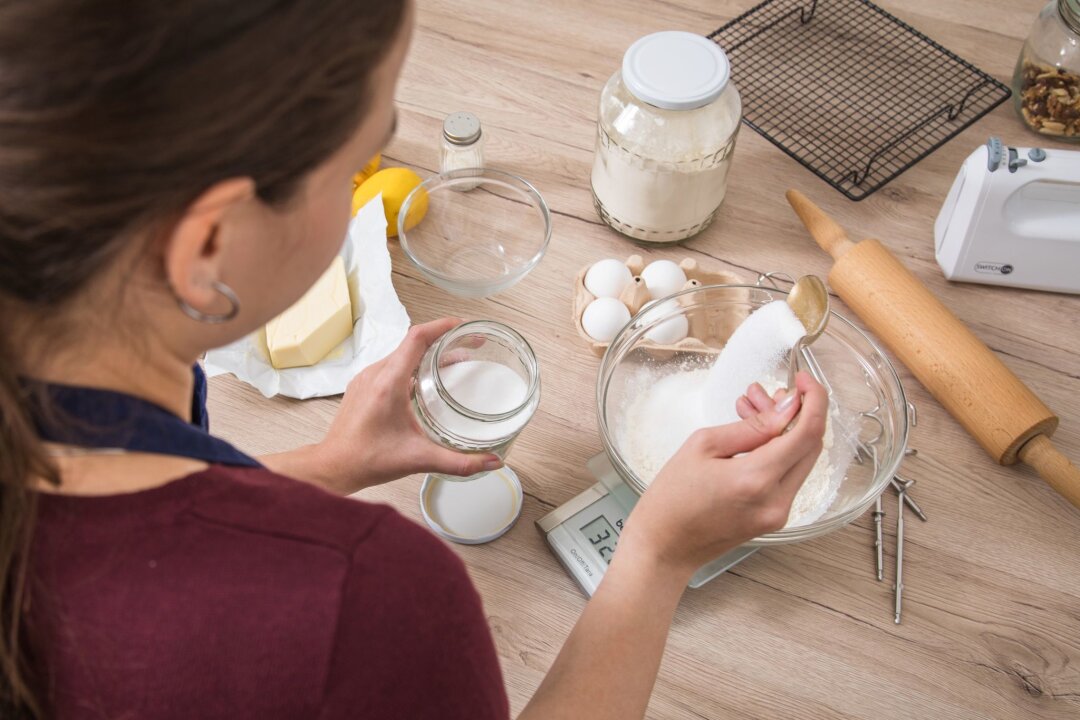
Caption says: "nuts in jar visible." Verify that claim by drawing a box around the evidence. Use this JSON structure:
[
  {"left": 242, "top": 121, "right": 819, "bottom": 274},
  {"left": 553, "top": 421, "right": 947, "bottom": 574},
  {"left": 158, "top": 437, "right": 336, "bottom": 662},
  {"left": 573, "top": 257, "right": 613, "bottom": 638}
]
[{"left": 1017, "top": 60, "right": 1080, "bottom": 137}]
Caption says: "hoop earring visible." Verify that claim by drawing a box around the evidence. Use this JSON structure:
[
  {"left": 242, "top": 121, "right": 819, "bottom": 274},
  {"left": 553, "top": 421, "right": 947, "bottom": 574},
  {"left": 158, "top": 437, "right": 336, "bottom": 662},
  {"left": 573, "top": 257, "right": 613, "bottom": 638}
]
[{"left": 175, "top": 280, "right": 240, "bottom": 324}]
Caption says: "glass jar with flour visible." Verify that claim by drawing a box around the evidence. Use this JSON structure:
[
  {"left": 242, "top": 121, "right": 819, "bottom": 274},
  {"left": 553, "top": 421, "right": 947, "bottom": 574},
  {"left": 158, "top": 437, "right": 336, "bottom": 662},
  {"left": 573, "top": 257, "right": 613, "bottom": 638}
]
[
  {"left": 412, "top": 320, "right": 540, "bottom": 482},
  {"left": 591, "top": 31, "right": 741, "bottom": 244}
]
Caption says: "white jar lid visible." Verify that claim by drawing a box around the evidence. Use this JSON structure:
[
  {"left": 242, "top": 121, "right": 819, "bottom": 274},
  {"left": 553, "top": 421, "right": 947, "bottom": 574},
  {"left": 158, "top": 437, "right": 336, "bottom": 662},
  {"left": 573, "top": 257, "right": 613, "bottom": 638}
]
[
  {"left": 621, "top": 31, "right": 730, "bottom": 111},
  {"left": 419, "top": 467, "right": 523, "bottom": 544}
]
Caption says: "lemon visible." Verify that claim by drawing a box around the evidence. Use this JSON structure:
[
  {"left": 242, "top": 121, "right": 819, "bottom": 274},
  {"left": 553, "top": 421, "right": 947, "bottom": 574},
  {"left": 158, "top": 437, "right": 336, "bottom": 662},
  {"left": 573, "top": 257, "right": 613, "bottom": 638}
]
[
  {"left": 351, "top": 167, "right": 428, "bottom": 237},
  {"left": 352, "top": 154, "right": 381, "bottom": 187}
]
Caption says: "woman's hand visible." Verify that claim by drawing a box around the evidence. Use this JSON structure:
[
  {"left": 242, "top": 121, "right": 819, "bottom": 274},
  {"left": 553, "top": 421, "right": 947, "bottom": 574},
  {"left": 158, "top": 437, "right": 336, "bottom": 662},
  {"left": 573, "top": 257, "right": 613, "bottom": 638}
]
[
  {"left": 617, "top": 372, "right": 829, "bottom": 579},
  {"left": 520, "top": 373, "right": 829, "bottom": 720},
  {"left": 264, "top": 318, "right": 501, "bottom": 494}
]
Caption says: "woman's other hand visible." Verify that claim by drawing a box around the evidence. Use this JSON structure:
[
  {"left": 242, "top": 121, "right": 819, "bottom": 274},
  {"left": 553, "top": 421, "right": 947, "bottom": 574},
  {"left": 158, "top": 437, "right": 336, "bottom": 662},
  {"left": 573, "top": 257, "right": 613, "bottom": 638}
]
[
  {"left": 619, "top": 371, "right": 828, "bottom": 578},
  {"left": 266, "top": 318, "right": 501, "bottom": 494}
]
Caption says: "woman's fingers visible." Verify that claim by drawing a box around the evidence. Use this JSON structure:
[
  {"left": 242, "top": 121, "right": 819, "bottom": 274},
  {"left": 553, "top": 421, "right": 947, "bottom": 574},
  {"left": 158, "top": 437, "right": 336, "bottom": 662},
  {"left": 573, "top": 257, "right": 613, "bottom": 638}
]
[
  {"left": 743, "top": 372, "right": 828, "bottom": 479},
  {"left": 387, "top": 318, "right": 463, "bottom": 376},
  {"left": 736, "top": 382, "right": 784, "bottom": 420},
  {"left": 691, "top": 390, "right": 802, "bottom": 459},
  {"left": 735, "top": 394, "right": 755, "bottom": 420},
  {"left": 417, "top": 443, "right": 502, "bottom": 478},
  {"left": 746, "top": 382, "right": 774, "bottom": 412},
  {"left": 776, "top": 373, "right": 830, "bottom": 492}
]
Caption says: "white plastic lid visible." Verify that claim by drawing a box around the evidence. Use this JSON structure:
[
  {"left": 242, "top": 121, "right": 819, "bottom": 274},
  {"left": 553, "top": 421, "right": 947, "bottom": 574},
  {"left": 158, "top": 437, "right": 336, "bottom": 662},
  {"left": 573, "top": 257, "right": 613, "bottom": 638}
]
[
  {"left": 419, "top": 467, "right": 523, "bottom": 545},
  {"left": 621, "top": 31, "right": 730, "bottom": 111}
]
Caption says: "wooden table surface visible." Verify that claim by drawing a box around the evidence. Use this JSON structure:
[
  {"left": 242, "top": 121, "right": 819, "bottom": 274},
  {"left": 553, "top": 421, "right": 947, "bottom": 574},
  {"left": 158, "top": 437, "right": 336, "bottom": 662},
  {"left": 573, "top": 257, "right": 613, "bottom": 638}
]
[{"left": 208, "top": 1, "right": 1080, "bottom": 717}]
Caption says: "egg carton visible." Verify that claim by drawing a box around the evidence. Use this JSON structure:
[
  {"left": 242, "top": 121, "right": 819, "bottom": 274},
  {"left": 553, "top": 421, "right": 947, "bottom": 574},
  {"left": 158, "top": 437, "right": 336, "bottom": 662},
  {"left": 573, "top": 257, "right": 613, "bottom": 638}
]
[{"left": 573, "top": 255, "right": 744, "bottom": 357}]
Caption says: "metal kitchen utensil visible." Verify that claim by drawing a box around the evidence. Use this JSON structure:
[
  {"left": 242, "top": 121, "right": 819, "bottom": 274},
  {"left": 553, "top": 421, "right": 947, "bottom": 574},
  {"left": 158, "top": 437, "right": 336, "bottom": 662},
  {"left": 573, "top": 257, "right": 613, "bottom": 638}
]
[
  {"left": 785, "top": 274, "right": 830, "bottom": 390},
  {"left": 893, "top": 474, "right": 928, "bottom": 522},
  {"left": 894, "top": 478, "right": 909, "bottom": 623},
  {"left": 872, "top": 496, "right": 885, "bottom": 581}
]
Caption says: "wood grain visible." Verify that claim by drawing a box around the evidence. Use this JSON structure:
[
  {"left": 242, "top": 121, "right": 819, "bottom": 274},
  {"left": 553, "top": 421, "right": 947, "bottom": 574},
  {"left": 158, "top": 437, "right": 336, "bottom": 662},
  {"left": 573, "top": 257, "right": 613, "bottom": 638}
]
[{"left": 208, "top": 0, "right": 1080, "bottom": 717}]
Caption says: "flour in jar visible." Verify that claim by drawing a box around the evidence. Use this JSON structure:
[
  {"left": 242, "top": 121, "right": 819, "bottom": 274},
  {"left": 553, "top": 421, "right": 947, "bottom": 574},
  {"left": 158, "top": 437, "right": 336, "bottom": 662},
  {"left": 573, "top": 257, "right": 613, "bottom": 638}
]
[
  {"left": 591, "top": 151, "right": 733, "bottom": 234},
  {"left": 616, "top": 301, "right": 852, "bottom": 527}
]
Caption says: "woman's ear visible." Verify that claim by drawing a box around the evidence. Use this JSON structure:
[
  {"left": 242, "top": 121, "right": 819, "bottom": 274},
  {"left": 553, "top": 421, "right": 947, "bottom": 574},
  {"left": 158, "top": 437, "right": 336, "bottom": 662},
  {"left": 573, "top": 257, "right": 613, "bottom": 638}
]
[{"left": 164, "top": 178, "right": 256, "bottom": 317}]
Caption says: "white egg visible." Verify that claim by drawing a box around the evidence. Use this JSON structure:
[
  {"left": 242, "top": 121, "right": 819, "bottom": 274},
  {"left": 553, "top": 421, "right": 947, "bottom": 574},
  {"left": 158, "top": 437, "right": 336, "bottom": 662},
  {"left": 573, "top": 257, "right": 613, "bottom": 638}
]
[
  {"left": 640, "top": 260, "right": 687, "bottom": 300},
  {"left": 642, "top": 300, "right": 689, "bottom": 344},
  {"left": 584, "top": 258, "right": 633, "bottom": 298},
  {"left": 581, "top": 297, "right": 631, "bottom": 342}
]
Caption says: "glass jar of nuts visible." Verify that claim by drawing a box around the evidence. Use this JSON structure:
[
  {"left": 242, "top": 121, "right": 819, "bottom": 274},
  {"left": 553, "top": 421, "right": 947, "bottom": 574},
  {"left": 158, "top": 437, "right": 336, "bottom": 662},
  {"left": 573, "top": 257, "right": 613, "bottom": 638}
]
[{"left": 1013, "top": 0, "right": 1080, "bottom": 141}]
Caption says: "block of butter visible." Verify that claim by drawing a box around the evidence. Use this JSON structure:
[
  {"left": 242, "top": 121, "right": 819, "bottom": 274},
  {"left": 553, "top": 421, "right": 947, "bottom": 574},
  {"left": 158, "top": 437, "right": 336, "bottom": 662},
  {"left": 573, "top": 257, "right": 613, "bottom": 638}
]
[{"left": 266, "top": 256, "right": 353, "bottom": 369}]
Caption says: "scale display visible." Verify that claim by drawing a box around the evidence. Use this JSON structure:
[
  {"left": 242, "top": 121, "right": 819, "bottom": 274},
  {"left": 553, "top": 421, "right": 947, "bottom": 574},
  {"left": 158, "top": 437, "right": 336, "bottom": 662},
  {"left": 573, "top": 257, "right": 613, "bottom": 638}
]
[
  {"left": 579, "top": 515, "right": 622, "bottom": 563},
  {"left": 537, "top": 454, "right": 758, "bottom": 597},
  {"left": 537, "top": 483, "right": 631, "bottom": 596}
]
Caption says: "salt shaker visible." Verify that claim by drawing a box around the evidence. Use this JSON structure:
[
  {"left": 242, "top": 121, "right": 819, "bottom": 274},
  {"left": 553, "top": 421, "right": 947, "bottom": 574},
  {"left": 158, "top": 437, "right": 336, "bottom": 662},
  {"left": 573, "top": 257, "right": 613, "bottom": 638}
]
[
  {"left": 412, "top": 320, "right": 540, "bottom": 482},
  {"left": 441, "top": 111, "right": 485, "bottom": 175},
  {"left": 591, "top": 32, "right": 741, "bottom": 244}
]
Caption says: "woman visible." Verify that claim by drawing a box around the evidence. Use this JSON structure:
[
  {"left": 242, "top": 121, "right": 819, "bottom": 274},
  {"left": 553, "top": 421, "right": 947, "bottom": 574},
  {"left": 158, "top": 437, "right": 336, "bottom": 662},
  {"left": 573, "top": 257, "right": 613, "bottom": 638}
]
[{"left": 0, "top": 0, "right": 827, "bottom": 717}]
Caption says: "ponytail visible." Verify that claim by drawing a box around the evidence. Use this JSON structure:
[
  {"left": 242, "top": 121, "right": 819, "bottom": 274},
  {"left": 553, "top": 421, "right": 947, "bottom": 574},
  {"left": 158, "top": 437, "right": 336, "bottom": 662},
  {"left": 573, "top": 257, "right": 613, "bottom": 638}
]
[{"left": 0, "top": 326, "right": 54, "bottom": 717}]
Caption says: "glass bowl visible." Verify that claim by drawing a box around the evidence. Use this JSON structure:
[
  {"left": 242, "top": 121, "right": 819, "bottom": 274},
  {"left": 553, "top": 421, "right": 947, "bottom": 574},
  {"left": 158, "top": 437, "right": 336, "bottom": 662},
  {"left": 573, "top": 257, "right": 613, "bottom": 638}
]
[
  {"left": 597, "top": 284, "right": 909, "bottom": 546},
  {"left": 398, "top": 168, "right": 551, "bottom": 298}
]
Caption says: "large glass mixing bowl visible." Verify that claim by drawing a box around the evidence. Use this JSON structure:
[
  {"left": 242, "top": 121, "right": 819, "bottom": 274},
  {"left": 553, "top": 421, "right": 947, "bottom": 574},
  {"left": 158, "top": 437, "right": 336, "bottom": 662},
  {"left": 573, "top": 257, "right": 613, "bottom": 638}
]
[{"left": 597, "top": 284, "right": 909, "bottom": 545}]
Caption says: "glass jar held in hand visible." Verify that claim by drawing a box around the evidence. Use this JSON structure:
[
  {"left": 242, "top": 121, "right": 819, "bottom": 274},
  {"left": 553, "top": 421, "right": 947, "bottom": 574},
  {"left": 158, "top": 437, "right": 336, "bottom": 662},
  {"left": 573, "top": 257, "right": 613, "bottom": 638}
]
[{"left": 412, "top": 320, "right": 541, "bottom": 482}]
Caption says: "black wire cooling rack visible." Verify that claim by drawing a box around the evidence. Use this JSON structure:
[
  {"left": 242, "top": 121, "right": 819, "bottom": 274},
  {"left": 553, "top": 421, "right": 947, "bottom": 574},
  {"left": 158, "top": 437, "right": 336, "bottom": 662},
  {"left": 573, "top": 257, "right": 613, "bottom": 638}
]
[{"left": 708, "top": 0, "right": 1012, "bottom": 200}]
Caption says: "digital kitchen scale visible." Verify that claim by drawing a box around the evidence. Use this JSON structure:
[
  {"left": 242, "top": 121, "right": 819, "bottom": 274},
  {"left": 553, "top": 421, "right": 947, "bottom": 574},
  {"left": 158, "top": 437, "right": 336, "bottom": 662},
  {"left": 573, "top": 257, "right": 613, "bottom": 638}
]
[{"left": 537, "top": 453, "right": 757, "bottom": 597}]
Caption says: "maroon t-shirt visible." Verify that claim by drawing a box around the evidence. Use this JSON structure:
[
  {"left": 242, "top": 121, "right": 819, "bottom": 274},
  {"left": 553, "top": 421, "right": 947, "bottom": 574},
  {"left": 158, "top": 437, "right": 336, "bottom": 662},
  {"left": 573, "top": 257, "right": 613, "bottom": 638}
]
[{"left": 25, "top": 465, "right": 510, "bottom": 719}]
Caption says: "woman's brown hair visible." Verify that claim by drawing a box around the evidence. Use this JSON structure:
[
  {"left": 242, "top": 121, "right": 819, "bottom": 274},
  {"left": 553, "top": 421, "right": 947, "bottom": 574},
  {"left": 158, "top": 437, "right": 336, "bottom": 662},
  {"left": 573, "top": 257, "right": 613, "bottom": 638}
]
[{"left": 0, "top": 1, "right": 407, "bottom": 714}]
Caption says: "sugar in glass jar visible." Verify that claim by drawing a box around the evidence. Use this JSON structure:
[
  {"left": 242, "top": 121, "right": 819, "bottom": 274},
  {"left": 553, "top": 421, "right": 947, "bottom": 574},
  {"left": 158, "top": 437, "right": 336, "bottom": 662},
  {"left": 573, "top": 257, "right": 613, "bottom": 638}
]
[{"left": 412, "top": 320, "right": 540, "bottom": 481}]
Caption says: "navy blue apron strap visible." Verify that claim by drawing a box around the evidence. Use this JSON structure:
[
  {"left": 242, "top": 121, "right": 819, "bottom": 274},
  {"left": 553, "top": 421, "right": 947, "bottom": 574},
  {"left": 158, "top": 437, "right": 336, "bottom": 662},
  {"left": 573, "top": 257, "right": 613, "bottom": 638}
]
[
  {"left": 192, "top": 363, "right": 210, "bottom": 432},
  {"left": 29, "top": 365, "right": 260, "bottom": 468}
]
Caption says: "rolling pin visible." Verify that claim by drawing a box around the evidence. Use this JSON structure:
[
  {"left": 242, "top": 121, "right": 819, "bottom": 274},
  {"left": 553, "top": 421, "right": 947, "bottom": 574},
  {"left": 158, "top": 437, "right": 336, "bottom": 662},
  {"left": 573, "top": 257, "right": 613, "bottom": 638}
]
[{"left": 786, "top": 189, "right": 1080, "bottom": 511}]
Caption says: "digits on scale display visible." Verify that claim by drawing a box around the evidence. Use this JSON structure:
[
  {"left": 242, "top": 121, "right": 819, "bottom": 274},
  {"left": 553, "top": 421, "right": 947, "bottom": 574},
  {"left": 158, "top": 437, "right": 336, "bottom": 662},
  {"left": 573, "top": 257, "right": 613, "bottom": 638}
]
[{"left": 581, "top": 515, "right": 622, "bottom": 563}]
